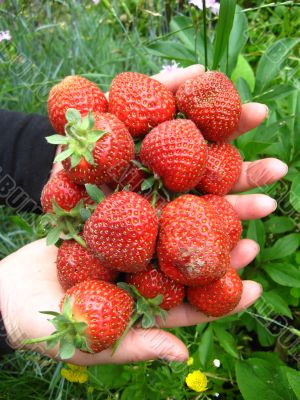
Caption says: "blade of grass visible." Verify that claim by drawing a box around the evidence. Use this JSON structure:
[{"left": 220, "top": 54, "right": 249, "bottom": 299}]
[{"left": 212, "top": 0, "right": 236, "bottom": 70}]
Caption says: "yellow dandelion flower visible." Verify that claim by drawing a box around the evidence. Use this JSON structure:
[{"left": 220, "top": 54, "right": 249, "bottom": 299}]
[
  {"left": 61, "top": 363, "right": 88, "bottom": 384},
  {"left": 187, "top": 357, "right": 194, "bottom": 366},
  {"left": 185, "top": 370, "right": 208, "bottom": 393}
]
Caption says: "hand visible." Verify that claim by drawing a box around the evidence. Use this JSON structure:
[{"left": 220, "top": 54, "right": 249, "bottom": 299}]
[{"left": 0, "top": 65, "right": 288, "bottom": 365}]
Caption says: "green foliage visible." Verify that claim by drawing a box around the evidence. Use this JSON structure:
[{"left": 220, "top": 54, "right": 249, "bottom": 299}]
[{"left": 0, "top": 0, "right": 300, "bottom": 399}]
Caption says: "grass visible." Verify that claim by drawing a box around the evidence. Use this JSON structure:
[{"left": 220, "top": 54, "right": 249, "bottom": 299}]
[{"left": 0, "top": 0, "right": 300, "bottom": 399}]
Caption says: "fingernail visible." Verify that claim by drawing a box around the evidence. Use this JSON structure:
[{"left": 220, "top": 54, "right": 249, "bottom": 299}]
[
  {"left": 272, "top": 199, "right": 277, "bottom": 211},
  {"left": 282, "top": 163, "right": 289, "bottom": 176}
]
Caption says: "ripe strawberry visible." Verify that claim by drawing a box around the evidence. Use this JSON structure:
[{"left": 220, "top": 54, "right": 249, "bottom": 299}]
[
  {"left": 176, "top": 71, "right": 241, "bottom": 142},
  {"left": 196, "top": 142, "right": 242, "bottom": 196},
  {"left": 48, "top": 75, "right": 108, "bottom": 134},
  {"left": 109, "top": 72, "right": 176, "bottom": 137},
  {"left": 49, "top": 111, "right": 134, "bottom": 186},
  {"left": 158, "top": 195, "right": 231, "bottom": 286},
  {"left": 107, "top": 160, "right": 146, "bottom": 192},
  {"left": 202, "top": 194, "right": 242, "bottom": 249},
  {"left": 140, "top": 120, "right": 207, "bottom": 192},
  {"left": 187, "top": 267, "right": 243, "bottom": 317},
  {"left": 84, "top": 192, "right": 158, "bottom": 273},
  {"left": 24, "top": 280, "right": 134, "bottom": 358},
  {"left": 126, "top": 265, "right": 185, "bottom": 310},
  {"left": 57, "top": 239, "right": 118, "bottom": 290},
  {"left": 41, "top": 170, "right": 90, "bottom": 213}
]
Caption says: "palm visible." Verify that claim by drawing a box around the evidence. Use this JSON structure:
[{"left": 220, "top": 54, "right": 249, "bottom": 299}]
[{"left": 0, "top": 65, "right": 287, "bottom": 364}]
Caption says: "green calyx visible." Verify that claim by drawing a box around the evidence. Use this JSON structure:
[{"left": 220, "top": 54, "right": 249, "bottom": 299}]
[
  {"left": 22, "top": 296, "right": 91, "bottom": 360},
  {"left": 40, "top": 200, "right": 89, "bottom": 247},
  {"left": 46, "top": 108, "right": 107, "bottom": 168},
  {"left": 112, "top": 282, "right": 167, "bottom": 354}
]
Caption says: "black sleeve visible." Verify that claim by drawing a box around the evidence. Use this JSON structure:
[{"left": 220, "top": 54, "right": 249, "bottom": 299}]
[{"left": 0, "top": 110, "right": 57, "bottom": 213}]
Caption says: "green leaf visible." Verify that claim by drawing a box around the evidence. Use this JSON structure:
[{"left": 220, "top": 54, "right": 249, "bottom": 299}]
[
  {"left": 54, "top": 148, "right": 73, "bottom": 163},
  {"left": 236, "top": 358, "right": 295, "bottom": 400},
  {"left": 247, "top": 220, "right": 265, "bottom": 251},
  {"left": 46, "top": 226, "right": 61, "bottom": 246},
  {"left": 196, "top": 325, "right": 213, "bottom": 368},
  {"left": 88, "top": 365, "right": 131, "bottom": 389},
  {"left": 46, "top": 134, "right": 69, "bottom": 145},
  {"left": 85, "top": 184, "right": 105, "bottom": 204},
  {"left": 227, "top": 5, "right": 248, "bottom": 74},
  {"left": 255, "top": 38, "right": 299, "bottom": 93},
  {"left": 290, "top": 175, "right": 300, "bottom": 212},
  {"left": 235, "top": 77, "right": 252, "bottom": 102},
  {"left": 265, "top": 216, "right": 295, "bottom": 234},
  {"left": 141, "top": 313, "right": 155, "bottom": 329},
  {"left": 213, "top": 325, "right": 239, "bottom": 358},
  {"left": 59, "top": 338, "right": 76, "bottom": 360},
  {"left": 66, "top": 108, "right": 81, "bottom": 124},
  {"left": 231, "top": 55, "right": 255, "bottom": 92},
  {"left": 170, "top": 16, "right": 194, "bottom": 52},
  {"left": 255, "top": 84, "right": 296, "bottom": 102},
  {"left": 262, "top": 234, "right": 300, "bottom": 262},
  {"left": 141, "top": 177, "right": 155, "bottom": 191},
  {"left": 283, "top": 367, "right": 300, "bottom": 399},
  {"left": 212, "top": 0, "right": 236, "bottom": 70},
  {"left": 261, "top": 291, "right": 292, "bottom": 318},
  {"left": 147, "top": 41, "right": 195, "bottom": 63},
  {"left": 263, "top": 263, "right": 300, "bottom": 288}
]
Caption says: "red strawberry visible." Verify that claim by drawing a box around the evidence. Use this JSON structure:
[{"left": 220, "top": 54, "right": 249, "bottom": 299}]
[
  {"left": 158, "top": 195, "right": 231, "bottom": 286},
  {"left": 41, "top": 170, "right": 90, "bottom": 213},
  {"left": 50, "top": 111, "right": 134, "bottom": 186},
  {"left": 57, "top": 239, "right": 118, "bottom": 290},
  {"left": 24, "top": 280, "right": 134, "bottom": 358},
  {"left": 109, "top": 72, "right": 176, "bottom": 137},
  {"left": 196, "top": 143, "right": 242, "bottom": 196},
  {"left": 84, "top": 192, "right": 158, "bottom": 273},
  {"left": 202, "top": 194, "right": 242, "bottom": 249},
  {"left": 126, "top": 265, "right": 185, "bottom": 310},
  {"left": 187, "top": 267, "right": 243, "bottom": 317},
  {"left": 140, "top": 119, "right": 207, "bottom": 192},
  {"left": 107, "top": 160, "right": 146, "bottom": 192},
  {"left": 48, "top": 75, "right": 108, "bottom": 134},
  {"left": 176, "top": 71, "right": 241, "bottom": 142}
]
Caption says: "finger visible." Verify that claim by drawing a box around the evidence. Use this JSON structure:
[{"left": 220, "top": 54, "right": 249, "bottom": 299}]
[
  {"left": 231, "top": 239, "right": 260, "bottom": 269},
  {"left": 231, "top": 158, "right": 288, "bottom": 193},
  {"left": 162, "top": 280, "right": 262, "bottom": 328},
  {"left": 225, "top": 194, "right": 277, "bottom": 220},
  {"left": 70, "top": 328, "right": 189, "bottom": 365},
  {"left": 152, "top": 64, "right": 205, "bottom": 93},
  {"left": 230, "top": 102, "right": 269, "bottom": 140}
]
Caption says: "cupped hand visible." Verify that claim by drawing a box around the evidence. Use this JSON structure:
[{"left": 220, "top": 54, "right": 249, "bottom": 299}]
[{"left": 0, "top": 65, "right": 288, "bottom": 365}]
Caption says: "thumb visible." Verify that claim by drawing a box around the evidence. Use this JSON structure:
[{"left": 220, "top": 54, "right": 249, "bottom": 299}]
[{"left": 70, "top": 328, "right": 189, "bottom": 365}]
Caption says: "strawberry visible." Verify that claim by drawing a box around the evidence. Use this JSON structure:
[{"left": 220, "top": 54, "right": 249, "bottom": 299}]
[
  {"left": 139, "top": 120, "right": 207, "bottom": 192},
  {"left": 107, "top": 160, "right": 146, "bottom": 192},
  {"left": 57, "top": 239, "right": 118, "bottom": 290},
  {"left": 24, "top": 280, "right": 134, "bottom": 358},
  {"left": 48, "top": 111, "right": 134, "bottom": 186},
  {"left": 157, "top": 195, "right": 231, "bottom": 286},
  {"left": 187, "top": 267, "right": 243, "bottom": 317},
  {"left": 196, "top": 142, "right": 242, "bottom": 196},
  {"left": 176, "top": 71, "right": 241, "bottom": 142},
  {"left": 84, "top": 192, "right": 158, "bottom": 273},
  {"left": 109, "top": 72, "right": 176, "bottom": 137},
  {"left": 41, "top": 170, "right": 89, "bottom": 214},
  {"left": 48, "top": 75, "right": 108, "bottom": 134},
  {"left": 202, "top": 194, "right": 242, "bottom": 249},
  {"left": 126, "top": 265, "right": 185, "bottom": 310}
]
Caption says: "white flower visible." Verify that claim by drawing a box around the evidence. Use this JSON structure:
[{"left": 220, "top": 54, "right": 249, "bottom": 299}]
[
  {"left": 0, "top": 30, "right": 11, "bottom": 43},
  {"left": 213, "top": 359, "right": 221, "bottom": 368},
  {"left": 92, "top": 0, "right": 100, "bottom": 4},
  {"left": 188, "top": 0, "right": 220, "bottom": 15},
  {"left": 215, "top": 393, "right": 220, "bottom": 398},
  {"left": 160, "top": 60, "right": 183, "bottom": 73}
]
